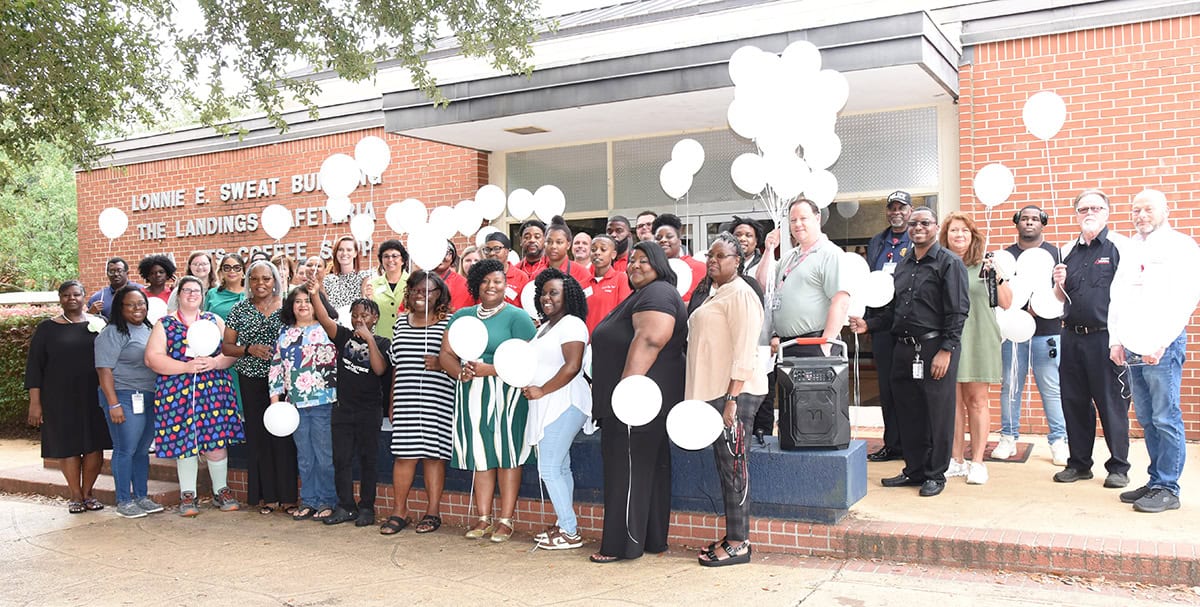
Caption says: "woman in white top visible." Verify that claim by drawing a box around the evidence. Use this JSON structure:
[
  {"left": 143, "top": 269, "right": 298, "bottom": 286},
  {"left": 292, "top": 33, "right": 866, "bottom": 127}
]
[{"left": 521, "top": 267, "right": 592, "bottom": 550}]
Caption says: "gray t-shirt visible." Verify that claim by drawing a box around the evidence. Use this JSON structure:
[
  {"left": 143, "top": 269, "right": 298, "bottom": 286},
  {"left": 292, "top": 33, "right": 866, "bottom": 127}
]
[
  {"left": 94, "top": 324, "right": 157, "bottom": 392},
  {"left": 771, "top": 239, "right": 844, "bottom": 338}
]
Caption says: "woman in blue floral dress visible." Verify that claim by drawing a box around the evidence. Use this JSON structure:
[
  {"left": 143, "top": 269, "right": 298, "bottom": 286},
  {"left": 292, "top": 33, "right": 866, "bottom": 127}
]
[{"left": 144, "top": 276, "right": 244, "bottom": 516}]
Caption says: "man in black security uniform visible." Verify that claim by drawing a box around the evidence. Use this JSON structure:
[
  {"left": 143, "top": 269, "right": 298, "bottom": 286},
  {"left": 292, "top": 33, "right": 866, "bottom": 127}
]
[
  {"left": 1050, "top": 189, "right": 1131, "bottom": 489},
  {"left": 863, "top": 191, "right": 913, "bottom": 462},
  {"left": 850, "top": 206, "right": 969, "bottom": 497}
]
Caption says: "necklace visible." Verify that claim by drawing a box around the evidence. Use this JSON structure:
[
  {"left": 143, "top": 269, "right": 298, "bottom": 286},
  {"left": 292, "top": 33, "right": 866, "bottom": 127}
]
[
  {"left": 476, "top": 301, "right": 505, "bottom": 320},
  {"left": 59, "top": 312, "right": 85, "bottom": 323}
]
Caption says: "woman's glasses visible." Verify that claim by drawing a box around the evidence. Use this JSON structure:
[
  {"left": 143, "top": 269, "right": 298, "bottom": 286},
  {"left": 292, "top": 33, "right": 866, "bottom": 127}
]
[{"left": 220, "top": 264, "right": 243, "bottom": 272}]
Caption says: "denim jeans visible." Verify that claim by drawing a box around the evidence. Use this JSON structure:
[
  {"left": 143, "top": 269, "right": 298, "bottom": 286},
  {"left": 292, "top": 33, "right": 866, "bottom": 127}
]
[
  {"left": 294, "top": 404, "right": 337, "bottom": 509},
  {"left": 535, "top": 406, "right": 587, "bottom": 535},
  {"left": 1000, "top": 336, "right": 1066, "bottom": 443},
  {"left": 1129, "top": 331, "right": 1188, "bottom": 496},
  {"left": 98, "top": 389, "right": 155, "bottom": 504}
]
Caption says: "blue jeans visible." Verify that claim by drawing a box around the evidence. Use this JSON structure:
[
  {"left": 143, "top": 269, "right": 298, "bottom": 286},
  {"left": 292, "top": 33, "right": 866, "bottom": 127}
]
[
  {"left": 294, "top": 404, "right": 337, "bottom": 509},
  {"left": 98, "top": 389, "right": 155, "bottom": 504},
  {"left": 1129, "top": 331, "right": 1188, "bottom": 496},
  {"left": 1000, "top": 336, "right": 1066, "bottom": 443},
  {"left": 535, "top": 406, "right": 587, "bottom": 535}
]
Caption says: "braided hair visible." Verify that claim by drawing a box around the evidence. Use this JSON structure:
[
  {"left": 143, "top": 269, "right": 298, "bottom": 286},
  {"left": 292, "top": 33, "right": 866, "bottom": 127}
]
[{"left": 533, "top": 268, "right": 588, "bottom": 322}]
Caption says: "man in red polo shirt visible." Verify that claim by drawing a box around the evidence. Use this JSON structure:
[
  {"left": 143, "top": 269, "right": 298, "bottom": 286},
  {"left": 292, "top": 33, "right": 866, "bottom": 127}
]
[
  {"left": 515, "top": 218, "right": 548, "bottom": 277},
  {"left": 605, "top": 215, "right": 635, "bottom": 273},
  {"left": 480, "top": 232, "right": 528, "bottom": 306}
]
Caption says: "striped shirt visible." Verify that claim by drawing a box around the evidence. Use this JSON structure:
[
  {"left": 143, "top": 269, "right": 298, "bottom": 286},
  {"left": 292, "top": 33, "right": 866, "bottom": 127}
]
[{"left": 388, "top": 315, "right": 455, "bottom": 459}]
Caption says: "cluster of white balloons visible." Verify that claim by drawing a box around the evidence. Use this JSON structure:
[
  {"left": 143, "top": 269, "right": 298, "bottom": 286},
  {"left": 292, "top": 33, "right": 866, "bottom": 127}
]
[
  {"left": 659, "top": 139, "right": 706, "bottom": 200},
  {"left": 838, "top": 251, "right": 896, "bottom": 318},
  {"left": 726, "top": 41, "right": 847, "bottom": 209},
  {"left": 611, "top": 376, "right": 725, "bottom": 451},
  {"left": 990, "top": 247, "right": 1061, "bottom": 342}
]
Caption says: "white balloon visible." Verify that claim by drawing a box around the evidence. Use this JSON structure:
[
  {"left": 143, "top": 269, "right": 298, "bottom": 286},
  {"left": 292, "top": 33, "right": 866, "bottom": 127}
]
[
  {"left": 493, "top": 339, "right": 536, "bottom": 388},
  {"left": 727, "top": 98, "right": 761, "bottom": 140},
  {"left": 520, "top": 281, "right": 539, "bottom": 319},
  {"left": 764, "top": 152, "right": 809, "bottom": 201},
  {"left": 508, "top": 250, "right": 520, "bottom": 266},
  {"left": 1015, "top": 246, "right": 1055, "bottom": 281},
  {"left": 973, "top": 163, "right": 1015, "bottom": 208},
  {"left": 861, "top": 271, "right": 895, "bottom": 308},
  {"left": 839, "top": 251, "right": 870, "bottom": 295},
  {"left": 407, "top": 229, "right": 447, "bottom": 272},
  {"left": 755, "top": 127, "right": 798, "bottom": 157},
  {"left": 805, "top": 169, "right": 839, "bottom": 209},
  {"left": 1005, "top": 275, "right": 1034, "bottom": 311},
  {"left": 727, "top": 45, "right": 765, "bottom": 87},
  {"left": 814, "top": 69, "right": 850, "bottom": 115},
  {"left": 835, "top": 200, "right": 859, "bottom": 219},
  {"left": 992, "top": 249, "right": 1017, "bottom": 281},
  {"left": 185, "top": 319, "right": 221, "bottom": 357},
  {"left": 454, "top": 199, "right": 482, "bottom": 237},
  {"left": 475, "top": 184, "right": 508, "bottom": 220},
  {"left": 428, "top": 206, "right": 458, "bottom": 240},
  {"left": 507, "top": 188, "right": 535, "bottom": 220},
  {"left": 821, "top": 207, "right": 830, "bottom": 226},
  {"left": 353, "top": 136, "right": 390, "bottom": 179},
  {"left": 261, "top": 204, "right": 293, "bottom": 240},
  {"left": 326, "top": 196, "right": 352, "bottom": 222},
  {"left": 349, "top": 213, "right": 375, "bottom": 243},
  {"left": 319, "top": 153, "right": 361, "bottom": 198},
  {"left": 666, "top": 399, "right": 725, "bottom": 450},
  {"left": 582, "top": 344, "right": 592, "bottom": 377},
  {"left": 998, "top": 308, "right": 1037, "bottom": 342},
  {"left": 730, "top": 152, "right": 766, "bottom": 194},
  {"left": 803, "top": 131, "right": 842, "bottom": 171},
  {"left": 1029, "top": 288, "right": 1064, "bottom": 319},
  {"left": 447, "top": 315, "right": 489, "bottom": 361},
  {"left": 475, "top": 226, "right": 501, "bottom": 248},
  {"left": 671, "top": 139, "right": 705, "bottom": 175},
  {"left": 668, "top": 258, "right": 693, "bottom": 297},
  {"left": 1023, "top": 91, "right": 1067, "bottom": 141},
  {"left": 98, "top": 208, "right": 128, "bottom": 240},
  {"left": 659, "top": 161, "right": 693, "bottom": 200},
  {"left": 781, "top": 40, "right": 821, "bottom": 77},
  {"left": 146, "top": 298, "right": 167, "bottom": 324},
  {"left": 846, "top": 295, "right": 867, "bottom": 320},
  {"left": 611, "top": 375, "right": 662, "bottom": 427},
  {"left": 533, "top": 185, "right": 566, "bottom": 221},
  {"left": 385, "top": 198, "right": 427, "bottom": 234},
  {"left": 264, "top": 402, "right": 300, "bottom": 437}
]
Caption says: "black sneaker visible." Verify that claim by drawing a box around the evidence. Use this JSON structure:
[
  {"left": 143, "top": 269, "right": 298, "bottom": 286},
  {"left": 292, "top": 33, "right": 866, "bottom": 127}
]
[
  {"left": 1103, "top": 472, "right": 1129, "bottom": 488},
  {"left": 1120, "top": 485, "right": 1151, "bottom": 504},
  {"left": 1053, "top": 468, "right": 1094, "bottom": 483},
  {"left": 1132, "top": 487, "right": 1180, "bottom": 513}
]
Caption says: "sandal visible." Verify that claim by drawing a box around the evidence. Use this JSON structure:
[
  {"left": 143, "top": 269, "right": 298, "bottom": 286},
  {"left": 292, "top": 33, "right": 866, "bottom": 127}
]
[
  {"left": 698, "top": 540, "right": 751, "bottom": 567},
  {"left": 283, "top": 505, "right": 298, "bottom": 516},
  {"left": 379, "top": 516, "right": 409, "bottom": 535},
  {"left": 83, "top": 497, "right": 105, "bottom": 511},
  {"left": 311, "top": 507, "right": 335, "bottom": 521},
  {"left": 464, "top": 515, "right": 493, "bottom": 540},
  {"left": 490, "top": 517, "right": 514, "bottom": 543},
  {"left": 589, "top": 552, "right": 621, "bottom": 564},
  {"left": 292, "top": 506, "right": 316, "bottom": 521},
  {"left": 415, "top": 515, "right": 442, "bottom": 534},
  {"left": 68, "top": 500, "right": 85, "bottom": 514},
  {"left": 259, "top": 504, "right": 276, "bottom": 515}
]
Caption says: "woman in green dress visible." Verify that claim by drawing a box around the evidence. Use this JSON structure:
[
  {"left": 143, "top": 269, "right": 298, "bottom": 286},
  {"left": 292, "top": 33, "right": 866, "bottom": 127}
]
[
  {"left": 438, "top": 259, "right": 536, "bottom": 543},
  {"left": 205, "top": 254, "right": 247, "bottom": 319}
]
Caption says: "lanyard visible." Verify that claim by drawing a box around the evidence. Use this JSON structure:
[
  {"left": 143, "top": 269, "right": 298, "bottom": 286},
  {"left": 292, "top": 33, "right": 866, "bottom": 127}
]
[{"left": 778, "top": 238, "right": 824, "bottom": 287}]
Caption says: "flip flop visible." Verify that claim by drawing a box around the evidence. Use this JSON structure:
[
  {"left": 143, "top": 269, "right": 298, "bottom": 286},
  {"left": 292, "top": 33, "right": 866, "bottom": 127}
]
[
  {"left": 82, "top": 497, "right": 105, "bottom": 511},
  {"left": 292, "top": 506, "right": 316, "bottom": 521},
  {"left": 68, "top": 501, "right": 85, "bottom": 514},
  {"left": 311, "top": 507, "right": 335, "bottom": 521},
  {"left": 415, "top": 515, "right": 442, "bottom": 534},
  {"left": 259, "top": 504, "right": 275, "bottom": 515}
]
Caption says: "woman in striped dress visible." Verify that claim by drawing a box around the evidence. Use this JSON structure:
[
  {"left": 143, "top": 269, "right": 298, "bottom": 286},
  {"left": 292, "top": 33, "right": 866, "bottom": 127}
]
[
  {"left": 380, "top": 270, "right": 455, "bottom": 535},
  {"left": 439, "top": 259, "right": 537, "bottom": 543}
]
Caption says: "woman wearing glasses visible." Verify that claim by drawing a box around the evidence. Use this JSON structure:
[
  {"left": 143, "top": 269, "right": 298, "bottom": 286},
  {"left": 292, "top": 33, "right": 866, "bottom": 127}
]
[
  {"left": 205, "top": 254, "right": 247, "bottom": 320},
  {"left": 144, "top": 276, "right": 244, "bottom": 516},
  {"left": 368, "top": 240, "right": 409, "bottom": 338}
]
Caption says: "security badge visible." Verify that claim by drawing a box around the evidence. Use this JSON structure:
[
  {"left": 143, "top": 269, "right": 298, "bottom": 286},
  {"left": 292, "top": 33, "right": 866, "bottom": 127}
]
[
  {"left": 132, "top": 392, "right": 145, "bottom": 415},
  {"left": 911, "top": 342, "right": 924, "bottom": 380}
]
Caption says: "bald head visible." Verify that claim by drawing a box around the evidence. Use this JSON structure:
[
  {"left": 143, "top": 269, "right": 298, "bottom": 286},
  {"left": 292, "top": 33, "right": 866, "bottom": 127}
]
[{"left": 1131, "top": 188, "right": 1169, "bottom": 236}]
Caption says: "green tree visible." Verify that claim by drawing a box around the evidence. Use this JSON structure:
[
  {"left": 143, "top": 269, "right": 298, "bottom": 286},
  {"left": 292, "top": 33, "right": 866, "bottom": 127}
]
[
  {"left": 0, "top": 0, "right": 542, "bottom": 181},
  {"left": 0, "top": 143, "right": 78, "bottom": 291}
]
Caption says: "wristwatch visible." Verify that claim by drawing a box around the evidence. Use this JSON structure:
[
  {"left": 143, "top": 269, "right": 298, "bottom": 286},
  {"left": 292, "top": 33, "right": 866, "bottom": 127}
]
[{"left": 722, "top": 393, "right": 737, "bottom": 402}]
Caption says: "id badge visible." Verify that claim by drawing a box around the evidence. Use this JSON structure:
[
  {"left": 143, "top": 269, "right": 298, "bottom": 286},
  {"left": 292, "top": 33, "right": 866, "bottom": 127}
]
[
  {"left": 505, "top": 286, "right": 517, "bottom": 301},
  {"left": 911, "top": 355, "right": 924, "bottom": 380},
  {"left": 769, "top": 292, "right": 782, "bottom": 311},
  {"left": 131, "top": 392, "right": 145, "bottom": 415},
  {"left": 582, "top": 286, "right": 594, "bottom": 297},
  {"left": 883, "top": 262, "right": 898, "bottom": 275}
]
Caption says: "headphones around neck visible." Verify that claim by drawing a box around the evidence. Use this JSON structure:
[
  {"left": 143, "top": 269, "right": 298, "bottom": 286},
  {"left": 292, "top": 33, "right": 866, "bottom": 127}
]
[{"left": 1012, "top": 208, "right": 1049, "bottom": 225}]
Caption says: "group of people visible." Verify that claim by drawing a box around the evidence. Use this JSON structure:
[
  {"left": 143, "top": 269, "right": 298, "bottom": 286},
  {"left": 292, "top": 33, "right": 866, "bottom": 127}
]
[{"left": 849, "top": 188, "right": 1198, "bottom": 513}]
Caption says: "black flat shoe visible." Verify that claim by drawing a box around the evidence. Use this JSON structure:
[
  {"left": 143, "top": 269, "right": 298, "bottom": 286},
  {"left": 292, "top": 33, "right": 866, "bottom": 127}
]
[
  {"left": 322, "top": 506, "right": 357, "bottom": 525},
  {"left": 919, "top": 480, "right": 946, "bottom": 497},
  {"left": 881, "top": 473, "right": 924, "bottom": 487},
  {"left": 868, "top": 447, "right": 904, "bottom": 462}
]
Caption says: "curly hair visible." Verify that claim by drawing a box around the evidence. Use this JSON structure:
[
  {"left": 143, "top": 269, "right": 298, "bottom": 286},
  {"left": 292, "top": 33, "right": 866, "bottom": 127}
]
[
  {"left": 729, "top": 216, "right": 765, "bottom": 254},
  {"left": 108, "top": 286, "right": 151, "bottom": 335},
  {"left": 137, "top": 254, "right": 176, "bottom": 281},
  {"left": 280, "top": 284, "right": 315, "bottom": 326},
  {"left": 466, "top": 258, "right": 506, "bottom": 301},
  {"left": 938, "top": 211, "right": 985, "bottom": 267},
  {"left": 651, "top": 212, "right": 683, "bottom": 236},
  {"left": 533, "top": 268, "right": 588, "bottom": 322},
  {"left": 405, "top": 270, "right": 451, "bottom": 319}
]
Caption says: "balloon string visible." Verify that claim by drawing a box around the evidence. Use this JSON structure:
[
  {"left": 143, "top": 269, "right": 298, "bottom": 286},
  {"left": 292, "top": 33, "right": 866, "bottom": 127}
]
[
  {"left": 1044, "top": 139, "right": 1058, "bottom": 212},
  {"left": 625, "top": 424, "right": 640, "bottom": 545}
]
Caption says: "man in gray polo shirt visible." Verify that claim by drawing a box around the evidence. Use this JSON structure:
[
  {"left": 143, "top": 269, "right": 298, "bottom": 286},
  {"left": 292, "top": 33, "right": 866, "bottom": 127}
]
[{"left": 769, "top": 197, "right": 849, "bottom": 358}]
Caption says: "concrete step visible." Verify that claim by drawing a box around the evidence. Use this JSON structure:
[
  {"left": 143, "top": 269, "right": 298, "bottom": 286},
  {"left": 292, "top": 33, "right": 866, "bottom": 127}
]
[
  {"left": 42, "top": 452, "right": 211, "bottom": 493},
  {"left": 0, "top": 465, "right": 182, "bottom": 507}
]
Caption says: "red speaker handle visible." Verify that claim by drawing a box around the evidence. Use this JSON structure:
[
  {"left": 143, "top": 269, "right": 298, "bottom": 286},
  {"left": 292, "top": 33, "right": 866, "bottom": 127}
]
[{"left": 790, "top": 337, "right": 827, "bottom": 346}]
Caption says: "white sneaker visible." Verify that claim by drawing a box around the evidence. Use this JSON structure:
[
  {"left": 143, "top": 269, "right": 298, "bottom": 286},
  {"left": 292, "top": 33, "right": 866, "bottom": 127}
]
[
  {"left": 1049, "top": 439, "right": 1069, "bottom": 466},
  {"left": 966, "top": 461, "right": 989, "bottom": 485},
  {"left": 991, "top": 435, "right": 1017, "bottom": 460},
  {"left": 946, "top": 459, "right": 968, "bottom": 478}
]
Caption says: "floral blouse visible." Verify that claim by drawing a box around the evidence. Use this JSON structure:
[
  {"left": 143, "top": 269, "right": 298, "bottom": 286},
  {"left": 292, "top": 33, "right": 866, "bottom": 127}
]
[{"left": 269, "top": 323, "right": 337, "bottom": 408}]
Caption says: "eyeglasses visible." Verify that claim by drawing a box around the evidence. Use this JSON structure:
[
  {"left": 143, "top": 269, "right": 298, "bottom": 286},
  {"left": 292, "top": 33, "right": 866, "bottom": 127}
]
[
  {"left": 381, "top": 253, "right": 405, "bottom": 260},
  {"left": 179, "top": 287, "right": 203, "bottom": 295},
  {"left": 907, "top": 220, "right": 935, "bottom": 228},
  {"left": 481, "top": 246, "right": 505, "bottom": 254},
  {"left": 709, "top": 253, "right": 739, "bottom": 261},
  {"left": 636, "top": 222, "right": 654, "bottom": 231},
  {"left": 1075, "top": 205, "right": 1107, "bottom": 215},
  {"left": 220, "top": 264, "right": 243, "bottom": 272},
  {"left": 106, "top": 268, "right": 128, "bottom": 275}
]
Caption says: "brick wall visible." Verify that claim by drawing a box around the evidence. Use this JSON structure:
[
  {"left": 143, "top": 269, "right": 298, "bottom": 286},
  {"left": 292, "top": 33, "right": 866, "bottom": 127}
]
[
  {"left": 958, "top": 16, "right": 1200, "bottom": 438},
  {"left": 76, "top": 127, "right": 487, "bottom": 292}
]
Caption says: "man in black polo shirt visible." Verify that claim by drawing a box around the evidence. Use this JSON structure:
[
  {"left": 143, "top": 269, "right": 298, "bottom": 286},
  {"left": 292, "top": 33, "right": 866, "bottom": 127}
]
[
  {"left": 850, "top": 206, "right": 969, "bottom": 497},
  {"left": 1051, "top": 189, "right": 1131, "bottom": 489}
]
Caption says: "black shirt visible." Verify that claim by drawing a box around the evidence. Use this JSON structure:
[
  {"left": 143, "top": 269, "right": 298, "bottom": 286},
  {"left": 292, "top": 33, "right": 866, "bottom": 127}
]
[
  {"left": 332, "top": 325, "right": 392, "bottom": 415},
  {"left": 1060, "top": 227, "right": 1120, "bottom": 328},
  {"left": 866, "top": 242, "right": 970, "bottom": 352},
  {"left": 1005, "top": 241, "right": 1062, "bottom": 336}
]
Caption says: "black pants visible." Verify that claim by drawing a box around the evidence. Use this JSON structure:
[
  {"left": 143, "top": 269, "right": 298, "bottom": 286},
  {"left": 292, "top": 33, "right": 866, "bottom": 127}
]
[
  {"left": 873, "top": 331, "right": 903, "bottom": 452},
  {"left": 240, "top": 375, "right": 299, "bottom": 506},
  {"left": 599, "top": 418, "right": 672, "bottom": 559},
  {"left": 332, "top": 408, "right": 381, "bottom": 512},
  {"left": 1059, "top": 331, "right": 1130, "bottom": 475},
  {"left": 709, "top": 394, "right": 762, "bottom": 542},
  {"left": 891, "top": 336, "right": 958, "bottom": 482}
]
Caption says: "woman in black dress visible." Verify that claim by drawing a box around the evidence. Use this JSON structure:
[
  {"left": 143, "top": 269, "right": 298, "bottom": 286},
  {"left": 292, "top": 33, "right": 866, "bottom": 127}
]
[
  {"left": 25, "top": 280, "right": 113, "bottom": 513},
  {"left": 589, "top": 241, "right": 688, "bottom": 563}
]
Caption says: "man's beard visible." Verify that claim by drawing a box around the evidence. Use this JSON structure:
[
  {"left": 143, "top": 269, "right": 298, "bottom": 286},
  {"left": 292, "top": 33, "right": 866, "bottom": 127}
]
[{"left": 616, "top": 238, "right": 630, "bottom": 255}]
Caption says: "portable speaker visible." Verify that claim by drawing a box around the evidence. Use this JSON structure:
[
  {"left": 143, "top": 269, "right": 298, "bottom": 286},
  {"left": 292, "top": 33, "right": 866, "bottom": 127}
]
[{"left": 775, "top": 341, "right": 850, "bottom": 450}]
